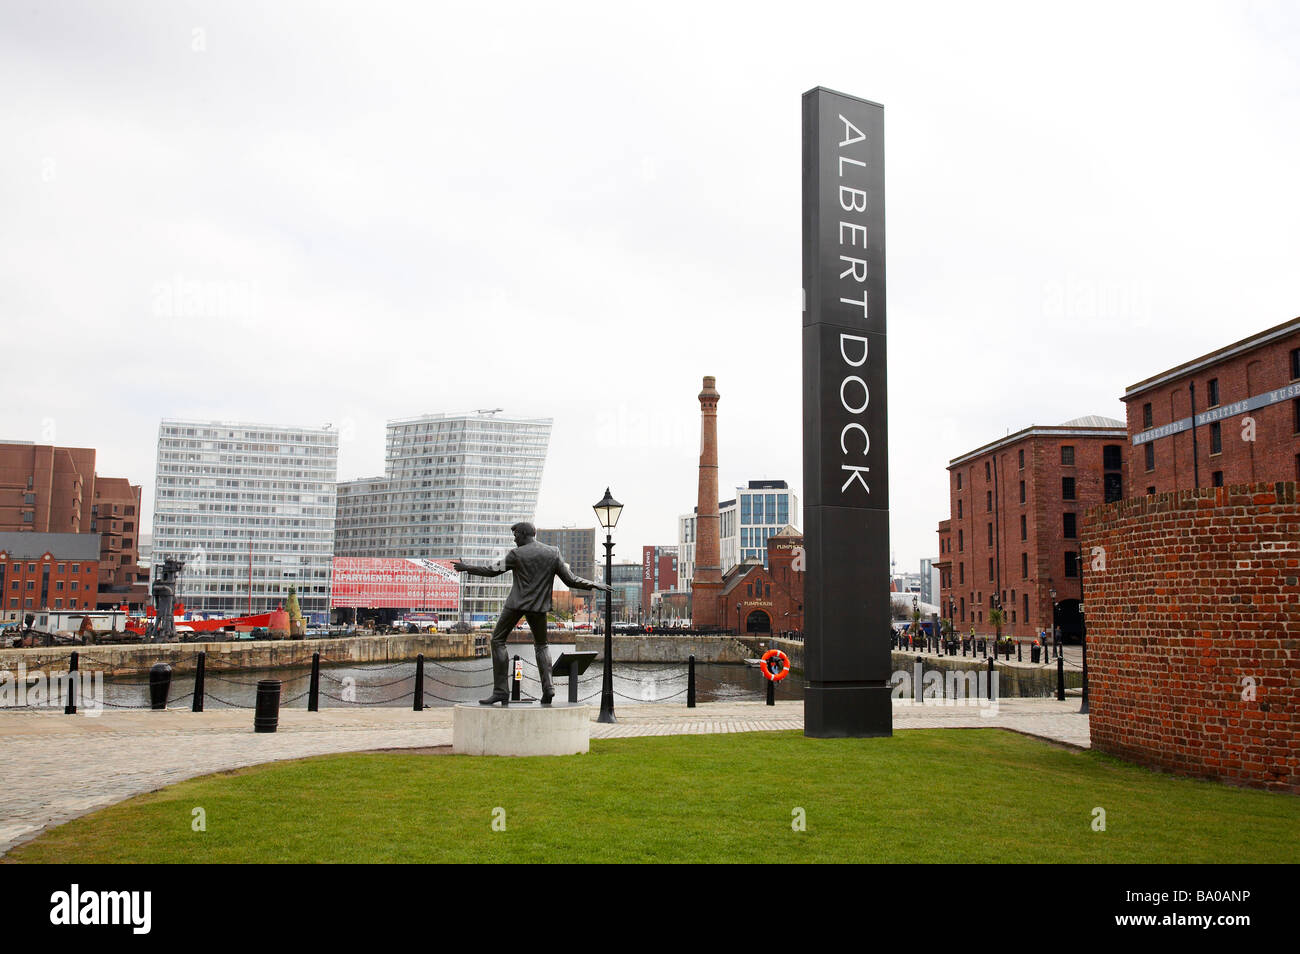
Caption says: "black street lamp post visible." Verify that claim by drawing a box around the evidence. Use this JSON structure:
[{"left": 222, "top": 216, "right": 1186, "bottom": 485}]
[
  {"left": 593, "top": 488, "right": 623, "bottom": 724},
  {"left": 1049, "top": 586, "right": 1058, "bottom": 661},
  {"left": 1078, "top": 550, "right": 1089, "bottom": 714}
]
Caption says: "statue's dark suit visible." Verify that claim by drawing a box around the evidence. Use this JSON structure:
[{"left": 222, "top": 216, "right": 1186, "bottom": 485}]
[{"left": 459, "top": 540, "right": 602, "bottom": 696}]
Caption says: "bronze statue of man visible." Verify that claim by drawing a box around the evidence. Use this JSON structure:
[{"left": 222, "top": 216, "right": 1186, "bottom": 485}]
[{"left": 454, "top": 521, "right": 610, "bottom": 706}]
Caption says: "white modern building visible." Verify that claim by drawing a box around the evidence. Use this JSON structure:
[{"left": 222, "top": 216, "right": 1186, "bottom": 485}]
[
  {"left": 919, "top": 558, "right": 941, "bottom": 606},
  {"left": 678, "top": 480, "right": 798, "bottom": 589},
  {"left": 334, "top": 411, "right": 552, "bottom": 622},
  {"left": 152, "top": 420, "right": 339, "bottom": 618}
]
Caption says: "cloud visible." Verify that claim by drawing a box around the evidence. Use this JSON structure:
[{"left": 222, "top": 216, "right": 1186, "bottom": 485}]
[{"left": 1, "top": 0, "right": 1297, "bottom": 572}]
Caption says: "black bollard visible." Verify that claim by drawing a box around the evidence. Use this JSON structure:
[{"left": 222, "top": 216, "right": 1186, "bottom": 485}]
[
  {"left": 254, "top": 679, "right": 282, "bottom": 733},
  {"left": 511, "top": 655, "right": 521, "bottom": 702},
  {"left": 308, "top": 651, "right": 320, "bottom": 712},
  {"left": 987, "top": 656, "right": 996, "bottom": 701},
  {"left": 766, "top": 678, "right": 775, "bottom": 706},
  {"left": 1056, "top": 654, "right": 1066, "bottom": 700},
  {"left": 192, "top": 651, "right": 206, "bottom": 712},
  {"left": 149, "top": 663, "right": 172, "bottom": 710},
  {"left": 64, "top": 651, "right": 78, "bottom": 715},
  {"left": 687, "top": 654, "right": 696, "bottom": 708},
  {"left": 413, "top": 653, "right": 425, "bottom": 712}
]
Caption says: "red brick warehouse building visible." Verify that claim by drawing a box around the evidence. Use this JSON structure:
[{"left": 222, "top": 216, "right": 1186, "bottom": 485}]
[
  {"left": 1123, "top": 317, "right": 1300, "bottom": 490},
  {"left": 0, "top": 442, "right": 150, "bottom": 611},
  {"left": 0, "top": 532, "right": 101, "bottom": 621},
  {"left": 1081, "top": 316, "right": 1300, "bottom": 793},
  {"left": 935, "top": 418, "right": 1128, "bottom": 641}
]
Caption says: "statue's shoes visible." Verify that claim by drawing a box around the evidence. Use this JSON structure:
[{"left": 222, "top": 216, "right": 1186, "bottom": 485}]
[
  {"left": 540, "top": 690, "right": 554, "bottom": 706},
  {"left": 478, "top": 692, "right": 509, "bottom": 706}
]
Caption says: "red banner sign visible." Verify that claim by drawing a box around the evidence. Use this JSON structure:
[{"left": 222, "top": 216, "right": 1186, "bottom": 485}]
[{"left": 331, "top": 558, "right": 460, "bottom": 609}]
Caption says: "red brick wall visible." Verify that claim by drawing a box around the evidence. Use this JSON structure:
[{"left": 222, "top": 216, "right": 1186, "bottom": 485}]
[
  {"left": 93, "top": 476, "right": 143, "bottom": 589},
  {"left": 767, "top": 534, "right": 804, "bottom": 633},
  {"left": 0, "top": 443, "right": 96, "bottom": 534},
  {"left": 1083, "top": 482, "right": 1300, "bottom": 792},
  {"left": 715, "top": 554, "right": 807, "bottom": 635},
  {"left": 0, "top": 551, "right": 101, "bottom": 619}
]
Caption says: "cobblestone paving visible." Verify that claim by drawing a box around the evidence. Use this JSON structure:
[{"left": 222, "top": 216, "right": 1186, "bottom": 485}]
[{"left": 0, "top": 698, "right": 1088, "bottom": 856}]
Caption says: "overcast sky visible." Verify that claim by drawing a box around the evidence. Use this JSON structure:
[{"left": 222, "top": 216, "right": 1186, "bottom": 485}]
[{"left": 2, "top": 0, "right": 1297, "bottom": 572}]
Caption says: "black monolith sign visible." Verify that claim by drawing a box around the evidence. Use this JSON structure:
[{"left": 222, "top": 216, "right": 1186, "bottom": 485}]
[{"left": 801, "top": 87, "right": 891, "bottom": 737}]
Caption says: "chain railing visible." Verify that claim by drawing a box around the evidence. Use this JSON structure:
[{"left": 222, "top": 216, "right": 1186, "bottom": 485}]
[{"left": 11, "top": 650, "right": 738, "bottom": 713}]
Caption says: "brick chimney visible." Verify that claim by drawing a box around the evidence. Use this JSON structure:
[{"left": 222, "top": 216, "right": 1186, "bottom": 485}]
[{"left": 692, "top": 376, "right": 722, "bottom": 629}]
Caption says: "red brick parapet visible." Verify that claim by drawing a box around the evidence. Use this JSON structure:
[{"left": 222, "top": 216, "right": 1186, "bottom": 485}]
[{"left": 1082, "top": 482, "right": 1299, "bottom": 792}]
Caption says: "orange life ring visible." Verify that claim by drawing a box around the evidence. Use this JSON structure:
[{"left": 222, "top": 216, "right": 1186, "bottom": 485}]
[{"left": 760, "top": 649, "right": 790, "bottom": 682}]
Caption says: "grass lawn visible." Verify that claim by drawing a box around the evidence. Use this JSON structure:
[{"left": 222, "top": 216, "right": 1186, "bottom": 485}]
[{"left": 9, "top": 730, "right": 1297, "bottom": 863}]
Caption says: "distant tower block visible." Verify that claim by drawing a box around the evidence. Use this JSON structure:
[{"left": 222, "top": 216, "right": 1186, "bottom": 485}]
[{"left": 692, "top": 376, "right": 722, "bottom": 629}]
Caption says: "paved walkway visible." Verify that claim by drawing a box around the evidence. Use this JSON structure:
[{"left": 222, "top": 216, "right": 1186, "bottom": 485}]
[
  {"left": 0, "top": 699, "right": 1088, "bottom": 857},
  {"left": 897, "top": 644, "right": 1086, "bottom": 671}
]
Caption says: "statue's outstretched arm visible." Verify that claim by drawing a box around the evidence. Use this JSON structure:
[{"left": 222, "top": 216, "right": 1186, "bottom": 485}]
[
  {"left": 453, "top": 556, "right": 509, "bottom": 577},
  {"left": 557, "top": 559, "right": 611, "bottom": 592}
]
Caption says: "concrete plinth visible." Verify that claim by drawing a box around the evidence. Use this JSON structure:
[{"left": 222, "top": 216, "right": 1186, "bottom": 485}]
[{"left": 452, "top": 703, "right": 591, "bottom": 756}]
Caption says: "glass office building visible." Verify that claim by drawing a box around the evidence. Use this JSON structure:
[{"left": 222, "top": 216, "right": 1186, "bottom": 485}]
[
  {"left": 736, "top": 480, "right": 795, "bottom": 566},
  {"left": 335, "top": 411, "right": 552, "bottom": 621},
  {"left": 152, "top": 420, "right": 339, "bottom": 617},
  {"left": 679, "top": 479, "right": 799, "bottom": 586}
]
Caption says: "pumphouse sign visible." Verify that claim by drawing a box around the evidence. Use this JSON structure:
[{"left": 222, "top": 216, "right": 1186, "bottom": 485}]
[{"left": 801, "top": 87, "right": 891, "bottom": 737}]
